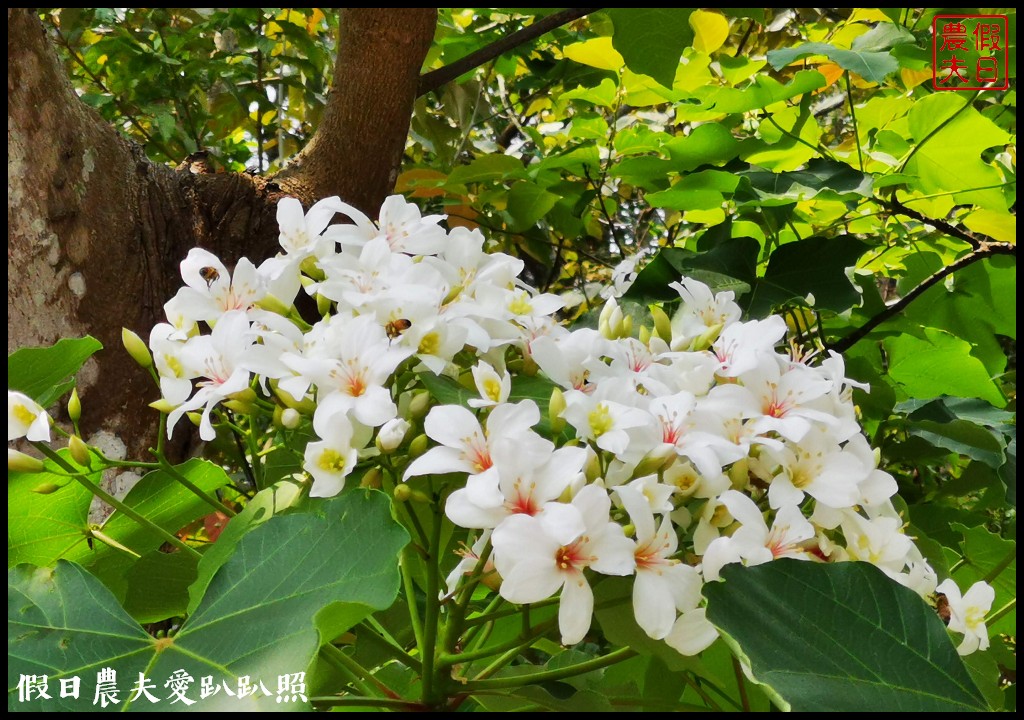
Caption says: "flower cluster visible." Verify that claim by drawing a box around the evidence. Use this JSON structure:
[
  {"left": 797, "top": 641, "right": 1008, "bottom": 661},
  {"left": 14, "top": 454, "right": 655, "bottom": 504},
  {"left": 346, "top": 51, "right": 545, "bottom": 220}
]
[{"left": 146, "top": 194, "right": 993, "bottom": 656}]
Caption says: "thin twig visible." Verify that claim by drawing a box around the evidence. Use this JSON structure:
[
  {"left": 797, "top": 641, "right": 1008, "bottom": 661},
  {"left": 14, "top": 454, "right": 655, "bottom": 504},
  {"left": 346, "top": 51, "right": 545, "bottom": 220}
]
[
  {"left": 418, "top": 8, "right": 602, "bottom": 96},
  {"left": 875, "top": 198, "right": 982, "bottom": 250},
  {"left": 830, "top": 243, "right": 1014, "bottom": 353}
]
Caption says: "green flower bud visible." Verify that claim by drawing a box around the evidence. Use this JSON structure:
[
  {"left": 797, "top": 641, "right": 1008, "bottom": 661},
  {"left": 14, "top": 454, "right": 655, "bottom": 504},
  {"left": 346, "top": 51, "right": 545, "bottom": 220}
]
[
  {"left": 149, "top": 398, "right": 176, "bottom": 414},
  {"left": 316, "top": 292, "right": 332, "bottom": 318},
  {"left": 122, "top": 328, "right": 153, "bottom": 369},
  {"left": 68, "top": 435, "right": 92, "bottom": 467},
  {"left": 31, "top": 481, "right": 63, "bottom": 495},
  {"left": 408, "top": 434, "right": 429, "bottom": 458},
  {"left": 360, "top": 467, "right": 383, "bottom": 489},
  {"left": 8, "top": 449, "right": 45, "bottom": 473},
  {"left": 393, "top": 483, "right": 413, "bottom": 502},
  {"left": 408, "top": 391, "right": 431, "bottom": 421},
  {"left": 68, "top": 388, "right": 82, "bottom": 423},
  {"left": 548, "top": 388, "right": 566, "bottom": 435},
  {"left": 649, "top": 304, "right": 672, "bottom": 342},
  {"left": 255, "top": 293, "right": 291, "bottom": 316}
]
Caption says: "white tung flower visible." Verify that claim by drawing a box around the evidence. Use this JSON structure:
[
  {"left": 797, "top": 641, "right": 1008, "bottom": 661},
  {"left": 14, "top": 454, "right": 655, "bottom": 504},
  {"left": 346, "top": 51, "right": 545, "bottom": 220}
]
[{"left": 8, "top": 391, "right": 51, "bottom": 442}]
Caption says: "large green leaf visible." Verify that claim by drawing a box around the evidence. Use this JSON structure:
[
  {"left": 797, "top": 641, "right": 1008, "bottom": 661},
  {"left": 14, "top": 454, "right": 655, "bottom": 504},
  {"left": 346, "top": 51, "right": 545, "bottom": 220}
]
[
  {"left": 766, "top": 23, "right": 914, "bottom": 84},
  {"left": 884, "top": 329, "right": 1006, "bottom": 407},
  {"left": 60, "top": 459, "right": 233, "bottom": 607},
  {"left": 8, "top": 450, "right": 96, "bottom": 567},
  {"left": 7, "top": 336, "right": 103, "bottom": 408},
  {"left": 607, "top": 9, "right": 694, "bottom": 88},
  {"left": 747, "top": 235, "right": 867, "bottom": 314},
  {"left": 624, "top": 238, "right": 759, "bottom": 303},
  {"left": 905, "top": 94, "right": 1013, "bottom": 210},
  {"left": 906, "top": 419, "right": 1006, "bottom": 468},
  {"left": 704, "top": 560, "right": 989, "bottom": 711},
  {"left": 187, "top": 480, "right": 305, "bottom": 613},
  {"left": 8, "top": 490, "right": 408, "bottom": 711},
  {"left": 664, "top": 124, "right": 741, "bottom": 172},
  {"left": 506, "top": 181, "right": 561, "bottom": 231},
  {"left": 697, "top": 70, "right": 825, "bottom": 114},
  {"left": 737, "top": 158, "right": 874, "bottom": 201}
]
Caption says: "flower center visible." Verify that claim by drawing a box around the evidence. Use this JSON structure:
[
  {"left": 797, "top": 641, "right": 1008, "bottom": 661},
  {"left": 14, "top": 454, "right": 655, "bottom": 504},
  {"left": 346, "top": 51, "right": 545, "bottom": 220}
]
[
  {"left": 317, "top": 449, "right": 347, "bottom": 473},
  {"left": 13, "top": 404, "right": 37, "bottom": 426},
  {"left": 588, "top": 403, "right": 614, "bottom": 438},
  {"left": 419, "top": 332, "right": 441, "bottom": 356}
]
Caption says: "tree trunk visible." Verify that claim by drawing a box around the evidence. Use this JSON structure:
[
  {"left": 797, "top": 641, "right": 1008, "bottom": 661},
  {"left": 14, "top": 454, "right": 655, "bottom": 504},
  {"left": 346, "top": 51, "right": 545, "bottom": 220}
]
[
  {"left": 276, "top": 8, "right": 438, "bottom": 215},
  {"left": 7, "top": 8, "right": 437, "bottom": 467}
]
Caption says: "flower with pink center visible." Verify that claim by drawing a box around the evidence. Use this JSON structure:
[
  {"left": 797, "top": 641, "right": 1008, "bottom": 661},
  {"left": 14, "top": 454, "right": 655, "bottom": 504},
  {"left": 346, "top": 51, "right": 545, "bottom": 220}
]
[
  {"left": 172, "top": 248, "right": 265, "bottom": 323},
  {"left": 491, "top": 485, "right": 636, "bottom": 645},
  {"left": 165, "top": 311, "right": 255, "bottom": 441},
  {"left": 615, "top": 485, "right": 705, "bottom": 641},
  {"left": 701, "top": 490, "right": 817, "bottom": 581}
]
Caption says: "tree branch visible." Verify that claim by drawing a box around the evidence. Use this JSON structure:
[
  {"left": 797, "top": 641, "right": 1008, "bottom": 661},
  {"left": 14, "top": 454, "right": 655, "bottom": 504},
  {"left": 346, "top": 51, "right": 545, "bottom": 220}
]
[
  {"left": 417, "top": 8, "right": 602, "bottom": 97},
  {"left": 829, "top": 243, "right": 1015, "bottom": 353},
  {"left": 875, "top": 197, "right": 982, "bottom": 250}
]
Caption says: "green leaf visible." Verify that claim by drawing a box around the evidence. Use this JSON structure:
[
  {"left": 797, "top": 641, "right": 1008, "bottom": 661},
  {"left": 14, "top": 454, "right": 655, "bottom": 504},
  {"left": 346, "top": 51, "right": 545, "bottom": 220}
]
[
  {"left": 624, "top": 237, "right": 759, "bottom": 302},
  {"left": 664, "top": 124, "right": 741, "bottom": 172},
  {"left": 8, "top": 450, "right": 96, "bottom": 567},
  {"left": 61, "top": 459, "right": 232, "bottom": 604},
  {"left": 884, "top": 329, "right": 1006, "bottom": 408},
  {"left": 704, "top": 560, "right": 989, "bottom": 711},
  {"left": 898, "top": 396, "right": 1015, "bottom": 430},
  {"left": 849, "top": 22, "right": 916, "bottom": 53},
  {"left": 698, "top": 70, "right": 825, "bottom": 114},
  {"left": 738, "top": 158, "right": 874, "bottom": 201},
  {"left": 187, "top": 480, "right": 305, "bottom": 613},
  {"left": 7, "top": 336, "right": 103, "bottom": 408},
  {"left": 507, "top": 181, "right": 562, "bottom": 231},
  {"left": 743, "top": 104, "right": 820, "bottom": 171},
  {"left": 747, "top": 235, "right": 867, "bottom": 314},
  {"left": 562, "top": 36, "right": 624, "bottom": 72},
  {"left": 905, "top": 94, "right": 1013, "bottom": 210},
  {"left": 446, "top": 154, "right": 524, "bottom": 186},
  {"left": 607, "top": 9, "right": 694, "bottom": 88},
  {"left": 9, "top": 491, "right": 408, "bottom": 711},
  {"left": 562, "top": 78, "right": 619, "bottom": 108},
  {"left": 906, "top": 419, "right": 1006, "bottom": 468},
  {"left": 766, "top": 34, "right": 905, "bottom": 84},
  {"left": 122, "top": 550, "right": 197, "bottom": 624}
]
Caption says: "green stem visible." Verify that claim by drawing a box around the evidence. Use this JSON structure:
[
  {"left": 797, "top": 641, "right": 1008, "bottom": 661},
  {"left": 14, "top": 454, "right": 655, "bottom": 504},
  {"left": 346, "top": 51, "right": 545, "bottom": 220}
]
[
  {"left": 460, "top": 594, "right": 505, "bottom": 648},
  {"left": 157, "top": 457, "right": 237, "bottom": 517},
  {"left": 318, "top": 644, "right": 382, "bottom": 699},
  {"left": 442, "top": 541, "right": 493, "bottom": 653},
  {"left": 682, "top": 671, "right": 724, "bottom": 712},
  {"left": 357, "top": 621, "right": 421, "bottom": 672},
  {"left": 987, "top": 598, "right": 1015, "bottom": 625},
  {"left": 462, "top": 647, "right": 637, "bottom": 692},
  {"left": 400, "top": 547, "right": 425, "bottom": 652},
  {"left": 440, "top": 615, "right": 556, "bottom": 667},
  {"left": 35, "top": 444, "right": 201, "bottom": 561},
  {"left": 419, "top": 492, "right": 445, "bottom": 706},
  {"left": 732, "top": 656, "right": 751, "bottom": 712},
  {"left": 981, "top": 547, "right": 1016, "bottom": 584},
  {"left": 465, "top": 619, "right": 561, "bottom": 681},
  {"left": 462, "top": 595, "right": 560, "bottom": 627},
  {"left": 844, "top": 71, "right": 864, "bottom": 172}
]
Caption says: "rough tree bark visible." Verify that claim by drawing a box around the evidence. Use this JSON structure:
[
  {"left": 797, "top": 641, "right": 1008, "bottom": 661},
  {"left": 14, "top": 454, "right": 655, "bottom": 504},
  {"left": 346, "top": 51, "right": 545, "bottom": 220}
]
[{"left": 7, "top": 8, "right": 437, "bottom": 465}]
